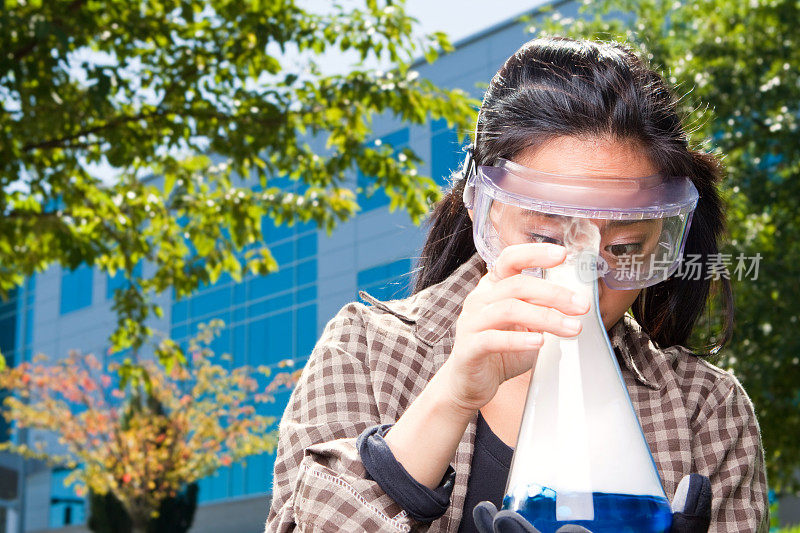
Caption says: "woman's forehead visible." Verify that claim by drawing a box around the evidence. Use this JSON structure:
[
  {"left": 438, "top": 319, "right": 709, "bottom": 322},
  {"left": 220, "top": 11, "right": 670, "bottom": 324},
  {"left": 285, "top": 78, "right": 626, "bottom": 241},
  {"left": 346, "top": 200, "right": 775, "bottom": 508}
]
[{"left": 513, "top": 136, "right": 657, "bottom": 179}]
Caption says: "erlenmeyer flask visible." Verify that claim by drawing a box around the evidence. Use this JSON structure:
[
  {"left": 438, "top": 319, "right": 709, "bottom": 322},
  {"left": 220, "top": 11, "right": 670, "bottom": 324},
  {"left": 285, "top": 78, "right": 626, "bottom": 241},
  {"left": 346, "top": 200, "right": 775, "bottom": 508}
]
[{"left": 502, "top": 245, "right": 672, "bottom": 533}]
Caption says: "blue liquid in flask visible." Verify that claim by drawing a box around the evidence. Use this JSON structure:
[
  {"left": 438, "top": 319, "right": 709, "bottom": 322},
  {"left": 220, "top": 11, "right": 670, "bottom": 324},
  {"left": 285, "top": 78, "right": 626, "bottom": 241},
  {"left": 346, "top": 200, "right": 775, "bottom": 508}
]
[{"left": 502, "top": 486, "right": 672, "bottom": 533}]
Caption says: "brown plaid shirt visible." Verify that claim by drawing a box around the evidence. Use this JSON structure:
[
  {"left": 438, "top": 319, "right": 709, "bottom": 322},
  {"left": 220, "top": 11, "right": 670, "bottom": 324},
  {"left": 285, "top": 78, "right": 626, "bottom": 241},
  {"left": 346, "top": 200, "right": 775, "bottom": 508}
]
[{"left": 265, "top": 252, "right": 768, "bottom": 532}]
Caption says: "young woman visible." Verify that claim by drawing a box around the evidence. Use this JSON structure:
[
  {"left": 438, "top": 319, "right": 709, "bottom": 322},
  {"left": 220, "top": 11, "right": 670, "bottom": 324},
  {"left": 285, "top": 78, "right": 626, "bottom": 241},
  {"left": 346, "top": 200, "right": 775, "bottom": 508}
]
[{"left": 265, "top": 38, "right": 768, "bottom": 532}]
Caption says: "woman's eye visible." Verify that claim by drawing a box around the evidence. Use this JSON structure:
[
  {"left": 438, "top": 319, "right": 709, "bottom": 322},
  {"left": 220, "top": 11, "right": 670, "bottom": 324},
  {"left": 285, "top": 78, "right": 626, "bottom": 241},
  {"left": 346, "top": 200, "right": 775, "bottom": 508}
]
[
  {"left": 605, "top": 242, "right": 643, "bottom": 257},
  {"left": 528, "top": 233, "right": 563, "bottom": 246}
]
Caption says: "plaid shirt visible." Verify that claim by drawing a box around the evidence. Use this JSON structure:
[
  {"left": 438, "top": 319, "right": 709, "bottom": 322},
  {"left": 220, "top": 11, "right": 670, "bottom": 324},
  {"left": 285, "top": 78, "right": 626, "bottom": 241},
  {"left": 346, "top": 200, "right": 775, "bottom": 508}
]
[{"left": 265, "top": 252, "right": 768, "bottom": 532}]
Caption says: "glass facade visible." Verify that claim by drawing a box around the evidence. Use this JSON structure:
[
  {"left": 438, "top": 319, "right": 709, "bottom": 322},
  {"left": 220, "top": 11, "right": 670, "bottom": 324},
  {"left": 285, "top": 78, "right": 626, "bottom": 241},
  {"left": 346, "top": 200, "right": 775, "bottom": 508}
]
[
  {"left": 357, "top": 128, "right": 411, "bottom": 212},
  {"left": 0, "top": 290, "right": 18, "bottom": 365},
  {"left": 357, "top": 258, "right": 414, "bottom": 302},
  {"left": 0, "top": 277, "right": 34, "bottom": 533},
  {"left": 30, "top": 143, "right": 444, "bottom": 514},
  {"left": 170, "top": 195, "right": 318, "bottom": 502},
  {"left": 106, "top": 262, "right": 143, "bottom": 300},
  {"left": 48, "top": 468, "right": 85, "bottom": 528},
  {"left": 60, "top": 264, "right": 93, "bottom": 314},
  {"left": 0, "top": 289, "right": 17, "bottom": 445},
  {"left": 431, "top": 118, "right": 465, "bottom": 187},
  {"left": 10, "top": 101, "right": 467, "bottom": 530},
  {"left": 0, "top": 277, "right": 34, "bottom": 442}
]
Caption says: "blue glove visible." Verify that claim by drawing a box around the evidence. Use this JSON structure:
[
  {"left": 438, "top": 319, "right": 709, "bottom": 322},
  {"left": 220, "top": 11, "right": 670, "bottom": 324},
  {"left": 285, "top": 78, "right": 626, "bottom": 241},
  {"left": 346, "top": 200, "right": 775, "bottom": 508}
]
[{"left": 474, "top": 474, "right": 712, "bottom": 533}]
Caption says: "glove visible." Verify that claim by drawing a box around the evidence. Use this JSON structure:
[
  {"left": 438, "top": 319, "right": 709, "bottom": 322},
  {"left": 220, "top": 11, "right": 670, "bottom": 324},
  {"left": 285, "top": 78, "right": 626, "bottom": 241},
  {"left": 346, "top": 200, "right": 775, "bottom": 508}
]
[{"left": 474, "top": 474, "right": 712, "bottom": 533}]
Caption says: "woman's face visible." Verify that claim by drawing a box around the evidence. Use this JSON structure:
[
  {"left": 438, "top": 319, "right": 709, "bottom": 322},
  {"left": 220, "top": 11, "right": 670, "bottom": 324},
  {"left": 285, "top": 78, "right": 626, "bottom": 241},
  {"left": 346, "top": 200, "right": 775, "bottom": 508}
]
[{"left": 472, "top": 136, "right": 659, "bottom": 330}]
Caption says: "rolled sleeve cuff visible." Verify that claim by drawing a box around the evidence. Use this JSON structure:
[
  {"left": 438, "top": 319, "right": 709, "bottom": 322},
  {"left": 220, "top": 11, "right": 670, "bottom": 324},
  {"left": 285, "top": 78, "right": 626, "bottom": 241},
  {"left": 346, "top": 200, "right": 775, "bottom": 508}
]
[{"left": 357, "top": 423, "right": 456, "bottom": 523}]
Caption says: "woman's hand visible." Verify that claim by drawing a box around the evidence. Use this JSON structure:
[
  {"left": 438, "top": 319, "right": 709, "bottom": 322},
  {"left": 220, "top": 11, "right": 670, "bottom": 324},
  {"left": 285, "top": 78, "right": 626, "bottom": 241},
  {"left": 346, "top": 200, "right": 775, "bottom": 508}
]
[
  {"left": 384, "top": 243, "right": 591, "bottom": 489},
  {"left": 439, "top": 243, "right": 591, "bottom": 416}
]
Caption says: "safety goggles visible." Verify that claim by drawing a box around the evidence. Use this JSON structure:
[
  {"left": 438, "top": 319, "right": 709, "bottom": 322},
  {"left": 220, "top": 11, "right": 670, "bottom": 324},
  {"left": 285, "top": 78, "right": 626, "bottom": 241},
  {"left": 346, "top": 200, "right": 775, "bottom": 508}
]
[{"left": 463, "top": 156, "right": 699, "bottom": 290}]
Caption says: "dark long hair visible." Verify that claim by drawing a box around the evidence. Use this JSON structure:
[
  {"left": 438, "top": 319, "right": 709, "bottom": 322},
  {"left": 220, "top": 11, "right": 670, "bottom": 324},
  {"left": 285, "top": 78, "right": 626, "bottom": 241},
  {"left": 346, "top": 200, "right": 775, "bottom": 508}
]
[{"left": 414, "top": 37, "right": 733, "bottom": 353}]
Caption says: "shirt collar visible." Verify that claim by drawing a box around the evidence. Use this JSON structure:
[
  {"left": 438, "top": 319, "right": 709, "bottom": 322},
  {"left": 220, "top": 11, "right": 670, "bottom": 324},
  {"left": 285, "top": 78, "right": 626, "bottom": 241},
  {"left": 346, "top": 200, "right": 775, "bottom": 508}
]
[
  {"left": 365, "top": 252, "right": 664, "bottom": 390},
  {"left": 608, "top": 313, "right": 664, "bottom": 390},
  {"left": 356, "top": 252, "right": 486, "bottom": 335},
  {"left": 412, "top": 252, "right": 487, "bottom": 346}
]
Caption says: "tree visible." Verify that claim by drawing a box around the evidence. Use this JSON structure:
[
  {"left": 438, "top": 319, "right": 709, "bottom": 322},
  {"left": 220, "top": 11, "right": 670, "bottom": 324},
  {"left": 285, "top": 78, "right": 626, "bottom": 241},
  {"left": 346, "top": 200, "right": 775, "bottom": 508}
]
[
  {"left": 0, "top": 320, "right": 293, "bottom": 533},
  {"left": 534, "top": 0, "right": 800, "bottom": 492},
  {"left": 88, "top": 481, "right": 198, "bottom": 533},
  {"left": 0, "top": 0, "right": 476, "bottom": 361}
]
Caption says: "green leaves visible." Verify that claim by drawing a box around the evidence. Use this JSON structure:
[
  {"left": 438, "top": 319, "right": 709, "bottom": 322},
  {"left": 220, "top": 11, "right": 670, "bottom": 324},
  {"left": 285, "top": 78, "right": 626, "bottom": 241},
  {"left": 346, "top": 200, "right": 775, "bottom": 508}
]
[
  {"left": 0, "top": 0, "right": 476, "bottom": 357},
  {"left": 538, "top": 0, "right": 800, "bottom": 493}
]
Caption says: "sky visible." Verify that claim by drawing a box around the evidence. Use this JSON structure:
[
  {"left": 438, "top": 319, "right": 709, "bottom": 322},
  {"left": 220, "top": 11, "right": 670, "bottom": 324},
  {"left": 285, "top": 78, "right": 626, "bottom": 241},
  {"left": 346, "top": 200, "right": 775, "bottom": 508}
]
[
  {"left": 404, "top": 0, "right": 547, "bottom": 43},
  {"left": 288, "top": 0, "right": 548, "bottom": 74}
]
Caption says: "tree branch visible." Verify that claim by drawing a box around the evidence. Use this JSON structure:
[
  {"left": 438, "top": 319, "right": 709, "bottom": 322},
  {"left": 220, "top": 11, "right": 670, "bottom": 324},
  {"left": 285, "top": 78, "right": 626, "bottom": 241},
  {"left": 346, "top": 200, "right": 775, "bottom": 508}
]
[
  {"left": 21, "top": 108, "right": 285, "bottom": 153},
  {"left": 21, "top": 110, "right": 167, "bottom": 152}
]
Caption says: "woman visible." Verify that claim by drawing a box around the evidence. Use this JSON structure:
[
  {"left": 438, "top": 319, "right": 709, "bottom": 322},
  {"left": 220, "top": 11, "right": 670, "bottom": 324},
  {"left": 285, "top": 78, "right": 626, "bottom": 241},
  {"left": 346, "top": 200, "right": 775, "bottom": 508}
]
[{"left": 265, "top": 38, "right": 767, "bottom": 532}]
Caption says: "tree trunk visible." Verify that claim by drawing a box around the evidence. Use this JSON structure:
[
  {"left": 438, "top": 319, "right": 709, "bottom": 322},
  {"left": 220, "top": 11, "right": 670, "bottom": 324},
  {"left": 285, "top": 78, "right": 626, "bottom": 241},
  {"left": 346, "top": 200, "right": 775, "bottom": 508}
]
[{"left": 130, "top": 511, "right": 149, "bottom": 533}]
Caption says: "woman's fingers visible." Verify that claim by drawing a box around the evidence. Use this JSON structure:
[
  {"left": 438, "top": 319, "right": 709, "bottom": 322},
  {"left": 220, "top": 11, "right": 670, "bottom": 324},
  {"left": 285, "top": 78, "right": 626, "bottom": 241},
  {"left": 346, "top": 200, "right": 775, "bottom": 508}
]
[
  {"left": 462, "top": 330, "right": 543, "bottom": 381},
  {"left": 489, "top": 243, "right": 567, "bottom": 281},
  {"left": 464, "top": 298, "right": 583, "bottom": 337},
  {"left": 473, "top": 274, "right": 590, "bottom": 315},
  {"left": 443, "top": 242, "right": 580, "bottom": 412},
  {"left": 472, "top": 329, "right": 544, "bottom": 355}
]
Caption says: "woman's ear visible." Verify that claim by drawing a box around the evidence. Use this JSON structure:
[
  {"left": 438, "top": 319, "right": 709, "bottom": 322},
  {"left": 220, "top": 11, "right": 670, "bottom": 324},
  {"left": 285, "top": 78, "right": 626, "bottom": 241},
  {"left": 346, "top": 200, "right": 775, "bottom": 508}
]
[{"left": 467, "top": 208, "right": 474, "bottom": 222}]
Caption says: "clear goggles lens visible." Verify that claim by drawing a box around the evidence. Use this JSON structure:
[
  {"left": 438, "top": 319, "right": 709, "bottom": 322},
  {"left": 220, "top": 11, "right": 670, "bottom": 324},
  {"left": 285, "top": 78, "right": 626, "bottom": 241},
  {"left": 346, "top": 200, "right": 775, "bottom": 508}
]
[{"left": 469, "top": 159, "right": 699, "bottom": 290}]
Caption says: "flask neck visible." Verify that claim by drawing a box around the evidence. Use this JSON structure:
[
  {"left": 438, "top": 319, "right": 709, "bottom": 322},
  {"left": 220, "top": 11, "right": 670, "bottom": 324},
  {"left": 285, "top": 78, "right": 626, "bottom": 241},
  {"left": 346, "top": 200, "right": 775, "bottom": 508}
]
[{"left": 544, "top": 249, "right": 601, "bottom": 305}]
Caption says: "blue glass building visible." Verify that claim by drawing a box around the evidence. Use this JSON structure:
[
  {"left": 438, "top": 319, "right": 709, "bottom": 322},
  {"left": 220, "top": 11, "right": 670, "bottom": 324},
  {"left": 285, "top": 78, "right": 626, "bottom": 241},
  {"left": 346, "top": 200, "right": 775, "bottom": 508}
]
[{"left": 0, "top": 278, "right": 35, "bottom": 532}]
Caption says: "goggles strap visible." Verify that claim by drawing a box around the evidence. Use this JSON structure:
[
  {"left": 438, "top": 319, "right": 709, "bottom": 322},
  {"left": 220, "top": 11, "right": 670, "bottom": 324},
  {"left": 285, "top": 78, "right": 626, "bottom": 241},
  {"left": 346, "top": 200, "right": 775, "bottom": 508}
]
[
  {"left": 461, "top": 144, "right": 477, "bottom": 208},
  {"left": 460, "top": 112, "right": 481, "bottom": 208}
]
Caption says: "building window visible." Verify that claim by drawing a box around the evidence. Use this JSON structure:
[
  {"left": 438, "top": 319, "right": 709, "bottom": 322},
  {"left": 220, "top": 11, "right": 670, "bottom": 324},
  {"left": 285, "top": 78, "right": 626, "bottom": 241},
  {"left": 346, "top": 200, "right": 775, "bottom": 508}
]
[
  {"left": 357, "top": 128, "right": 411, "bottom": 212},
  {"left": 106, "top": 261, "right": 143, "bottom": 299},
  {"left": 60, "top": 264, "right": 93, "bottom": 314},
  {"left": 0, "top": 287, "right": 18, "bottom": 365},
  {"left": 0, "top": 287, "right": 18, "bottom": 443},
  {"left": 431, "top": 118, "right": 465, "bottom": 188},
  {"left": 1, "top": 277, "right": 35, "bottom": 442},
  {"left": 49, "top": 468, "right": 85, "bottom": 528},
  {"left": 170, "top": 211, "right": 318, "bottom": 503},
  {"left": 357, "top": 258, "right": 413, "bottom": 302}
]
